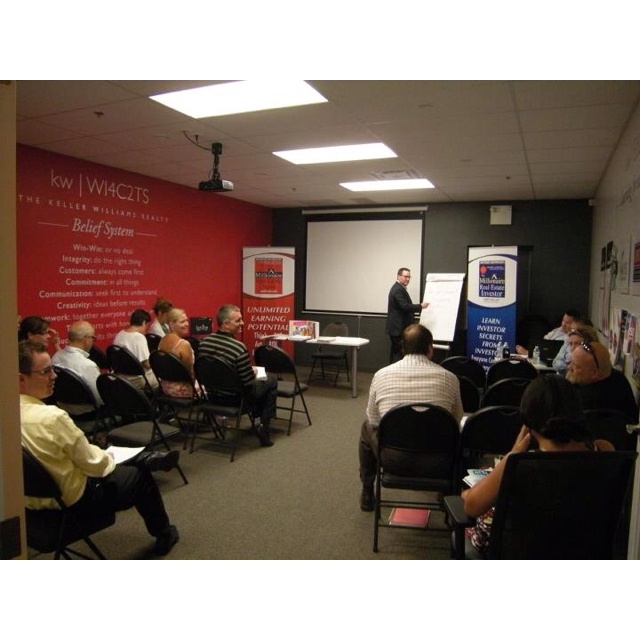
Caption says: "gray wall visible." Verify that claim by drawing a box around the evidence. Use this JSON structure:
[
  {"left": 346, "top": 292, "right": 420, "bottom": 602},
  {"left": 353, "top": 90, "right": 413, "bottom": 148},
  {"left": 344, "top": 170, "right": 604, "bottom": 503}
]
[{"left": 273, "top": 199, "right": 592, "bottom": 372}]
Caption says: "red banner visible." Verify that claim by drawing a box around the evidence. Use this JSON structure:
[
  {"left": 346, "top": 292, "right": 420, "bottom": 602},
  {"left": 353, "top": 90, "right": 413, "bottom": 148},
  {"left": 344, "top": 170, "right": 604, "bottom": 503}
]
[{"left": 242, "top": 247, "right": 295, "bottom": 358}]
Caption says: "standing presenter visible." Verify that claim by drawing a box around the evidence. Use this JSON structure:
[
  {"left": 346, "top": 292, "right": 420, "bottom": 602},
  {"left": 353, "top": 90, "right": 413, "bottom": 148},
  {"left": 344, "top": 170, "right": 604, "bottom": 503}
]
[{"left": 386, "top": 267, "right": 429, "bottom": 363}]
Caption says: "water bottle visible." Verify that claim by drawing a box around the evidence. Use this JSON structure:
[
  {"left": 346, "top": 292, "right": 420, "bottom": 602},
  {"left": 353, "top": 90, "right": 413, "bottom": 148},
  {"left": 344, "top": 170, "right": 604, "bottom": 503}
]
[
  {"left": 532, "top": 345, "right": 540, "bottom": 364},
  {"left": 495, "top": 341, "right": 503, "bottom": 362},
  {"left": 502, "top": 342, "right": 510, "bottom": 359}
]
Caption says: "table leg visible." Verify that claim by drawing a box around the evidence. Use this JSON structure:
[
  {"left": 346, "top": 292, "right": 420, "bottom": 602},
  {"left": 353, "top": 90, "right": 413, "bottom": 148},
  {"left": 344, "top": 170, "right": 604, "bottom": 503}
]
[{"left": 350, "top": 346, "right": 358, "bottom": 398}]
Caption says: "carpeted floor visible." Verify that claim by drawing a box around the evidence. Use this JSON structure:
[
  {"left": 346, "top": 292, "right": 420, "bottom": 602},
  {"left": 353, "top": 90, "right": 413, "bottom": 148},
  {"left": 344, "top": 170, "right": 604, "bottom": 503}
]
[{"left": 30, "top": 368, "right": 453, "bottom": 560}]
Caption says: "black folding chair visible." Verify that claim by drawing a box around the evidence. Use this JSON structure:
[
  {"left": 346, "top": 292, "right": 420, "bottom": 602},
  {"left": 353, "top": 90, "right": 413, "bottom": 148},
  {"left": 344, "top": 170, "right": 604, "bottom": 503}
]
[
  {"left": 254, "top": 344, "right": 312, "bottom": 435},
  {"left": 441, "top": 356, "right": 487, "bottom": 392},
  {"left": 96, "top": 373, "right": 188, "bottom": 484},
  {"left": 445, "top": 450, "right": 638, "bottom": 559},
  {"left": 149, "top": 349, "right": 202, "bottom": 433},
  {"left": 482, "top": 377, "right": 532, "bottom": 408},
  {"left": 22, "top": 447, "right": 116, "bottom": 559},
  {"left": 145, "top": 333, "right": 162, "bottom": 353},
  {"left": 308, "top": 322, "right": 350, "bottom": 386},
  {"left": 373, "top": 402, "right": 460, "bottom": 552},
  {"left": 88, "top": 344, "right": 110, "bottom": 371},
  {"left": 51, "top": 366, "right": 107, "bottom": 442},
  {"left": 106, "top": 344, "right": 156, "bottom": 401},
  {"left": 194, "top": 355, "right": 257, "bottom": 461},
  {"left": 486, "top": 358, "right": 538, "bottom": 388},
  {"left": 457, "top": 405, "right": 522, "bottom": 491}
]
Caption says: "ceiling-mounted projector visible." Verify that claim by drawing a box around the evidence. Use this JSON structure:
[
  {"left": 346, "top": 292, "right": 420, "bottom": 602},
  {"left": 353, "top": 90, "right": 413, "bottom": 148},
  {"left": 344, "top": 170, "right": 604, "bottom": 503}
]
[
  {"left": 199, "top": 178, "right": 234, "bottom": 192},
  {"left": 198, "top": 141, "right": 234, "bottom": 192}
]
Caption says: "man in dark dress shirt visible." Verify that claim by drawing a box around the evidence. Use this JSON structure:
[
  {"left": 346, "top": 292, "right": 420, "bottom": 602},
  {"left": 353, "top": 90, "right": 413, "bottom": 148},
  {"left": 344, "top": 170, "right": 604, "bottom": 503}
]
[
  {"left": 567, "top": 340, "right": 638, "bottom": 424},
  {"left": 386, "top": 267, "right": 429, "bottom": 363}
]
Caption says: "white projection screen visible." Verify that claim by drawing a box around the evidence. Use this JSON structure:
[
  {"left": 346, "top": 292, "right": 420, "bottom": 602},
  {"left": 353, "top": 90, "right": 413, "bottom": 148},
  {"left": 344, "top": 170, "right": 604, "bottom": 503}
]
[{"left": 305, "top": 216, "right": 424, "bottom": 314}]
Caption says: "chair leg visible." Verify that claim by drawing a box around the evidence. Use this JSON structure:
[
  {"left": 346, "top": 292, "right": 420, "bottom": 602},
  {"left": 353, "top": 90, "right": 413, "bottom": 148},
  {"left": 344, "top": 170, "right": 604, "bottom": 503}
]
[{"left": 373, "top": 475, "right": 381, "bottom": 553}]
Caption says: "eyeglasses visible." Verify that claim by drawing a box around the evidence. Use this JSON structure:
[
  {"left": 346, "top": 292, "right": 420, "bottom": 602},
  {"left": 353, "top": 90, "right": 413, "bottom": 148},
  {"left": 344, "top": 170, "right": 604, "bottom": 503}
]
[
  {"left": 30, "top": 366, "right": 55, "bottom": 377},
  {"left": 579, "top": 341, "right": 599, "bottom": 370}
]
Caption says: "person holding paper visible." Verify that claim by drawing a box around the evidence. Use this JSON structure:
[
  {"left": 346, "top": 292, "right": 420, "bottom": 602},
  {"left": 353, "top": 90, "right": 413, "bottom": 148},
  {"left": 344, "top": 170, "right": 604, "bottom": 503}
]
[
  {"left": 199, "top": 304, "right": 277, "bottom": 447},
  {"left": 19, "top": 340, "right": 181, "bottom": 556},
  {"left": 386, "top": 268, "right": 429, "bottom": 363}
]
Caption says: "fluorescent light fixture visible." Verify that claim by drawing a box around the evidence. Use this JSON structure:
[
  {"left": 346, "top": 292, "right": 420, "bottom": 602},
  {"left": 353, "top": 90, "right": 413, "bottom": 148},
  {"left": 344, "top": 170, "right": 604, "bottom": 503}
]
[
  {"left": 340, "top": 179, "right": 435, "bottom": 192},
  {"left": 149, "top": 80, "right": 327, "bottom": 118},
  {"left": 274, "top": 142, "right": 397, "bottom": 165}
]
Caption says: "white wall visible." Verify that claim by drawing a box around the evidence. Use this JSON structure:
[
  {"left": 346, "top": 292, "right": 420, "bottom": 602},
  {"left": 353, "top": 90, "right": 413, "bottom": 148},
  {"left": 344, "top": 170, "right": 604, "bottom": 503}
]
[{"left": 591, "top": 98, "right": 640, "bottom": 559}]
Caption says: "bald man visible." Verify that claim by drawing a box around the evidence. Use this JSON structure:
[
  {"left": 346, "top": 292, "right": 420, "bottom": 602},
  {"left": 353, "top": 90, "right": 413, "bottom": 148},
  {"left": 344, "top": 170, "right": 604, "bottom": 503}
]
[
  {"left": 52, "top": 320, "right": 102, "bottom": 408},
  {"left": 566, "top": 340, "right": 638, "bottom": 424}
]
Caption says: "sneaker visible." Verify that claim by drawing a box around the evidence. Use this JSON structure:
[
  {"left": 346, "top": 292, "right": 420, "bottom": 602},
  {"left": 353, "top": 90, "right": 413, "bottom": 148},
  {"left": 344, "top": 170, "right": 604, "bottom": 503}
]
[{"left": 154, "top": 524, "right": 179, "bottom": 556}]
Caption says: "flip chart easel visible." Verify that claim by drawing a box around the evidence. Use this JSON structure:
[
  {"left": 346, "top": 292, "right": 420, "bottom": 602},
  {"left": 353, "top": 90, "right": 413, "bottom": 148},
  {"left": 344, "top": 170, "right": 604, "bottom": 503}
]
[{"left": 419, "top": 273, "right": 465, "bottom": 349}]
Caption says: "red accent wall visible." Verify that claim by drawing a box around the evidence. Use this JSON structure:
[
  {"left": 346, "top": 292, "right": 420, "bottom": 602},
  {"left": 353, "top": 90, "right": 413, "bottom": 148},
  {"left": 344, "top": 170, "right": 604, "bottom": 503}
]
[{"left": 17, "top": 145, "right": 272, "bottom": 349}]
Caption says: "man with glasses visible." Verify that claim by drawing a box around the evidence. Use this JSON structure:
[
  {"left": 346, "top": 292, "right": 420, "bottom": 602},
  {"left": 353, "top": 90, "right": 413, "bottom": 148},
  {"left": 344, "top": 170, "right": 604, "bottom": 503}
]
[
  {"left": 386, "top": 267, "right": 429, "bottom": 364},
  {"left": 52, "top": 320, "right": 102, "bottom": 409},
  {"left": 20, "top": 340, "right": 181, "bottom": 556},
  {"left": 567, "top": 339, "right": 638, "bottom": 424}
]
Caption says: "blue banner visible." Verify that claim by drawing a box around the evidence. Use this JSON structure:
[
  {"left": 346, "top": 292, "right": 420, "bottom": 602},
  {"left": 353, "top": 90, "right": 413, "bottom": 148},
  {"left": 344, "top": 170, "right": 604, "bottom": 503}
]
[{"left": 467, "top": 247, "right": 518, "bottom": 370}]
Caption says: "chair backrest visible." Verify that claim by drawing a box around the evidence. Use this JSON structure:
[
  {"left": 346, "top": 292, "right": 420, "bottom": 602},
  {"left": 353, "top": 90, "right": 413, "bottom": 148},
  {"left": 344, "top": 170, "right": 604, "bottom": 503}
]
[
  {"left": 441, "top": 356, "right": 486, "bottom": 390},
  {"left": 194, "top": 355, "right": 245, "bottom": 401},
  {"left": 322, "top": 322, "right": 349, "bottom": 338},
  {"left": 378, "top": 403, "right": 460, "bottom": 478},
  {"left": 51, "top": 366, "right": 98, "bottom": 409},
  {"left": 486, "top": 358, "right": 538, "bottom": 387},
  {"left": 145, "top": 333, "right": 162, "bottom": 353},
  {"left": 583, "top": 408, "right": 638, "bottom": 451},
  {"left": 185, "top": 336, "right": 201, "bottom": 357},
  {"left": 254, "top": 344, "right": 297, "bottom": 377},
  {"left": 106, "top": 344, "right": 146, "bottom": 377},
  {"left": 482, "top": 377, "right": 532, "bottom": 408},
  {"left": 488, "top": 450, "right": 638, "bottom": 559},
  {"left": 458, "top": 376, "right": 481, "bottom": 413},
  {"left": 461, "top": 405, "right": 522, "bottom": 455},
  {"left": 22, "top": 447, "right": 64, "bottom": 505},
  {"left": 88, "top": 345, "right": 110, "bottom": 371},
  {"left": 149, "top": 350, "right": 193, "bottom": 386},
  {"left": 97, "top": 372, "right": 154, "bottom": 418}
]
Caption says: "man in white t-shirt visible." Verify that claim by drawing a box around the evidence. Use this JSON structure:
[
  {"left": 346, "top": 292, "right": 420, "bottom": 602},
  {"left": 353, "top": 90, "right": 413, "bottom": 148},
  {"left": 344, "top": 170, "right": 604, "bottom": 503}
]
[{"left": 113, "top": 309, "right": 159, "bottom": 389}]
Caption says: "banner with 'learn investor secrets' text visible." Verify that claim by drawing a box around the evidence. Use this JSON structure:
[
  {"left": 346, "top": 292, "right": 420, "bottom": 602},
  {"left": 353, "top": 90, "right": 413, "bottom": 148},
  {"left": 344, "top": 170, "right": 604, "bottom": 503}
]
[
  {"left": 242, "top": 247, "right": 295, "bottom": 358},
  {"left": 467, "top": 246, "right": 518, "bottom": 370}
]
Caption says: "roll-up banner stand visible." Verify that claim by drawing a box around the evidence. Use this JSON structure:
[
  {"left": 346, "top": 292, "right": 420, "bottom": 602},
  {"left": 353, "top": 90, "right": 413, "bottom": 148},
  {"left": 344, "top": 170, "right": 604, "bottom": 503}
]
[
  {"left": 242, "top": 247, "right": 295, "bottom": 357},
  {"left": 467, "top": 246, "right": 518, "bottom": 370}
]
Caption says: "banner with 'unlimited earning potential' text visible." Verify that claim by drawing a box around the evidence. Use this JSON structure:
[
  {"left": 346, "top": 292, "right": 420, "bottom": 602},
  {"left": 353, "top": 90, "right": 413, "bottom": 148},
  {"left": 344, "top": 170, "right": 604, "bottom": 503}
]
[{"left": 242, "top": 247, "right": 295, "bottom": 358}]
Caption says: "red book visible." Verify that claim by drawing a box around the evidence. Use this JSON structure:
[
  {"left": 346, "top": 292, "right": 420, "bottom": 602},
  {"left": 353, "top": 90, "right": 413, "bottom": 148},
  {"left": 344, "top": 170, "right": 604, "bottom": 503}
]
[{"left": 388, "top": 508, "right": 430, "bottom": 528}]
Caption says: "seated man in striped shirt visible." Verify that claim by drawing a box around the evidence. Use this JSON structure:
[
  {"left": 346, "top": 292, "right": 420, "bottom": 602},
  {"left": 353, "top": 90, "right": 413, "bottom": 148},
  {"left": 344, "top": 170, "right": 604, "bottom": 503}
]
[{"left": 199, "top": 304, "right": 277, "bottom": 447}]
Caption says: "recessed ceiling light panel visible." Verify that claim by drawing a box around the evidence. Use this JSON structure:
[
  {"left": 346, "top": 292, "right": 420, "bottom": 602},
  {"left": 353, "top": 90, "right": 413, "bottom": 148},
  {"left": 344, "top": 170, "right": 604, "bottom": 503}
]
[
  {"left": 150, "top": 81, "right": 327, "bottom": 118},
  {"left": 340, "top": 179, "right": 435, "bottom": 192},
  {"left": 274, "top": 142, "right": 397, "bottom": 165}
]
